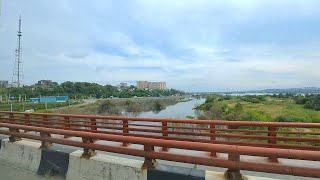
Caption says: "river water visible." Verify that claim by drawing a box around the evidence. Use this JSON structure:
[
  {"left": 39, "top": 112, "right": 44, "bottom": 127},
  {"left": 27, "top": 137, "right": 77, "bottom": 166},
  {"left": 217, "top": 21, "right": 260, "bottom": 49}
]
[{"left": 134, "top": 98, "right": 205, "bottom": 119}]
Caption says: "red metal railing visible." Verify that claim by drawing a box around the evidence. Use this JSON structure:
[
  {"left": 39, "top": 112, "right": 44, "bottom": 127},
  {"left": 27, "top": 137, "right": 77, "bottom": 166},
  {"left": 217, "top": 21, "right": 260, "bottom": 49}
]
[{"left": 0, "top": 111, "right": 319, "bottom": 178}]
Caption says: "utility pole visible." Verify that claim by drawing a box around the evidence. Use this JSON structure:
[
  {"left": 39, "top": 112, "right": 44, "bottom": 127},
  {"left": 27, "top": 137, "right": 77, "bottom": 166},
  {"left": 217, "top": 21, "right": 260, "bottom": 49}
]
[{"left": 12, "top": 15, "right": 23, "bottom": 87}]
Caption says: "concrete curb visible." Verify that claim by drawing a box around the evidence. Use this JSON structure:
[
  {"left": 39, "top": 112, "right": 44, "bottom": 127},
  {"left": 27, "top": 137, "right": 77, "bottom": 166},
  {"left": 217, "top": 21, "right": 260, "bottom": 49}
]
[
  {"left": 148, "top": 164, "right": 205, "bottom": 180},
  {"left": 37, "top": 145, "right": 75, "bottom": 177},
  {"left": 205, "top": 171, "right": 283, "bottom": 180},
  {"left": 0, "top": 139, "right": 42, "bottom": 173},
  {"left": 0, "top": 135, "right": 7, "bottom": 150},
  {"left": 66, "top": 150, "right": 147, "bottom": 180}
]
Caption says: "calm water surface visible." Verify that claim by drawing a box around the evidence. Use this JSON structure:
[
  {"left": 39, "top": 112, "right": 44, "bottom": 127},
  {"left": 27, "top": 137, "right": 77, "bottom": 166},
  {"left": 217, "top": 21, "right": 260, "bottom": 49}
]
[{"left": 135, "top": 98, "right": 205, "bottom": 119}]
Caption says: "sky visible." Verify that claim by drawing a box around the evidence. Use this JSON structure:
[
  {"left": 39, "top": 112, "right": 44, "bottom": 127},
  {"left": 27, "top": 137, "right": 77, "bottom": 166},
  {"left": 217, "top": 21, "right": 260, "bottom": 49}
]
[{"left": 1, "top": 0, "right": 320, "bottom": 92}]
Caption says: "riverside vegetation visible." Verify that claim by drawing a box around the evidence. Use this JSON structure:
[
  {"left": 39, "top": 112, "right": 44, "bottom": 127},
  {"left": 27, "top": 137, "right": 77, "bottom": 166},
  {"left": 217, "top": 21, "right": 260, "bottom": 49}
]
[
  {"left": 0, "top": 81, "right": 185, "bottom": 112},
  {"left": 195, "top": 94, "right": 320, "bottom": 123},
  {"left": 187, "top": 94, "right": 320, "bottom": 146},
  {"left": 52, "top": 97, "right": 183, "bottom": 116},
  {"left": 0, "top": 81, "right": 184, "bottom": 100}
]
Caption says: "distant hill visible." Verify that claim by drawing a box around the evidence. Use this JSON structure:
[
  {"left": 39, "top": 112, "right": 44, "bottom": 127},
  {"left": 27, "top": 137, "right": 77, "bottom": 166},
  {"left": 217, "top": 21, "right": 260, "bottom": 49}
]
[
  {"left": 230, "top": 87, "right": 320, "bottom": 94},
  {"left": 192, "top": 87, "right": 320, "bottom": 94}
]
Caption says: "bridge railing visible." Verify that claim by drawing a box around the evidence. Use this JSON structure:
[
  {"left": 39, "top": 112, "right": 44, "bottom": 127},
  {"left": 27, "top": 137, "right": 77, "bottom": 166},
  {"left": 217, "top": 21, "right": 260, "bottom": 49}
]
[
  {"left": 0, "top": 111, "right": 320, "bottom": 178},
  {"left": 0, "top": 111, "right": 319, "bottom": 151}
]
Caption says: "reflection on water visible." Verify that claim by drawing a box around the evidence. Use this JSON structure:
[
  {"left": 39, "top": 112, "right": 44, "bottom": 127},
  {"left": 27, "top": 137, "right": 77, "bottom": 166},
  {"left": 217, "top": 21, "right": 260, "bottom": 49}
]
[
  {"left": 125, "top": 98, "right": 206, "bottom": 119},
  {"left": 97, "top": 98, "right": 211, "bottom": 139}
]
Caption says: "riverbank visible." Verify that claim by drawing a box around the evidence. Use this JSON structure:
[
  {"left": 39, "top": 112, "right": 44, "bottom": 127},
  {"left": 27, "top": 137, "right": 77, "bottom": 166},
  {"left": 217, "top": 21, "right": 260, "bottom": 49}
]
[
  {"left": 51, "top": 96, "right": 188, "bottom": 116},
  {"left": 195, "top": 94, "right": 320, "bottom": 123}
]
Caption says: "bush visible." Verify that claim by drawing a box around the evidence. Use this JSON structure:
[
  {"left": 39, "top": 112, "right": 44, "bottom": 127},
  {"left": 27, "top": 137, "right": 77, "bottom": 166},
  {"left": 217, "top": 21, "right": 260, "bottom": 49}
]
[
  {"left": 250, "top": 98, "right": 260, "bottom": 103},
  {"left": 303, "top": 95, "right": 320, "bottom": 111},
  {"left": 274, "top": 115, "right": 305, "bottom": 122},
  {"left": 295, "top": 97, "right": 308, "bottom": 104},
  {"left": 240, "top": 111, "right": 270, "bottom": 121},
  {"left": 97, "top": 100, "right": 121, "bottom": 115}
]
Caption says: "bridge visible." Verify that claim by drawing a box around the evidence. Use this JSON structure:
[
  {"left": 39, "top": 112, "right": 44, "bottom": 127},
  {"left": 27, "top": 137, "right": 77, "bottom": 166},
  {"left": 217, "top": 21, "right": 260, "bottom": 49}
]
[{"left": 0, "top": 111, "right": 319, "bottom": 180}]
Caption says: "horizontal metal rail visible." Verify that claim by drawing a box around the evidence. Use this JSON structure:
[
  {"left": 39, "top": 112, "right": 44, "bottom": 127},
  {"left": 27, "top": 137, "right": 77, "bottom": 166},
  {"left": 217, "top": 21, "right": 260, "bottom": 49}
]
[
  {"left": 0, "top": 122, "right": 319, "bottom": 178},
  {"left": 0, "top": 111, "right": 319, "bottom": 150},
  {"left": 1, "top": 119, "right": 319, "bottom": 151},
  {"left": 1, "top": 111, "right": 320, "bottom": 127}
]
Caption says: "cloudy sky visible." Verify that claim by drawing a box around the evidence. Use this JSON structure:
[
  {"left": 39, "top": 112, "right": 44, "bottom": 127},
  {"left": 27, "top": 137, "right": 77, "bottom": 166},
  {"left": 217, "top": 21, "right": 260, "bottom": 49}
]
[{"left": 1, "top": 0, "right": 320, "bottom": 91}]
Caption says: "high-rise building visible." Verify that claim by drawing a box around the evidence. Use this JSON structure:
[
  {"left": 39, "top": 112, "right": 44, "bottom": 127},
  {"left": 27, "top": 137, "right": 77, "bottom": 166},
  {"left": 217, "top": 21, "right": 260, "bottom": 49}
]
[
  {"left": 137, "top": 81, "right": 149, "bottom": 89},
  {"left": 120, "top": 82, "right": 128, "bottom": 88},
  {"left": 159, "top": 82, "right": 166, "bottom": 89},
  {"left": 37, "top": 80, "right": 52, "bottom": 86},
  {"left": 136, "top": 81, "right": 167, "bottom": 90},
  {"left": 148, "top": 82, "right": 157, "bottom": 90}
]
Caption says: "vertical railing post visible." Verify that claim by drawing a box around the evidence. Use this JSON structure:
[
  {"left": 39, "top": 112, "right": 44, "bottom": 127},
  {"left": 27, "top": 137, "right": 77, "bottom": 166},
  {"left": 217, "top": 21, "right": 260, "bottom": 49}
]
[
  {"left": 90, "top": 118, "right": 97, "bottom": 131},
  {"left": 9, "top": 113, "right": 14, "bottom": 123},
  {"left": 24, "top": 114, "right": 30, "bottom": 125},
  {"left": 268, "top": 126, "right": 278, "bottom": 163},
  {"left": 40, "top": 131, "right": 52, "bottom": 149},
  {"left": 122, "top": 120, "right": 129, "bottom": 147},
  {"left": 9, "top": 113, "right": 21, "bottom": 142},
  {"left": 143, "top": 144, "right": 156, "bottom": 169},
  {"left": 43, "top": 115, "right": 49, "bottom": 128},
  {"left": 64, "top": 117, "right": 71, "bottom": 138},
  {"left": 224, "top": 153, "right": 243, "bottom": 180},
  {"left": 81, "top": 137, "right": 96, "bottom": 158},
  {"left": 89, "top": 118, "right": 98, "bottom": 142},
  {"left": 161, "top": 122, "right": 168, "bottom": 151},
  {"left": 210, "top": 123, "right": 217, "bottom": 157},
  {"left": 64, "top": 117, "right": 70, "bottom": 130},
  {"left": 24, "top": 114, "right": 30, "bottom": 132}
]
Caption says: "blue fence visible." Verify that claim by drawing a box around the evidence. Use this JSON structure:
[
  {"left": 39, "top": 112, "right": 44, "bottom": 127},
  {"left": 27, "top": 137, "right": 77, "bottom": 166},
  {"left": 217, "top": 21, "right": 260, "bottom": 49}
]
[{"left": 30, "top": 96, "right": 69, "bottom": 103}]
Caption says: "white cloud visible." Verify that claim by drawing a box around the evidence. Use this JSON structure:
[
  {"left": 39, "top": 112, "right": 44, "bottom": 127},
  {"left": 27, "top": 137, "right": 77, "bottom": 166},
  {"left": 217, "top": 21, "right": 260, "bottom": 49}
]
[{"left": 1, "top": 0, "right": 320, "bottom": 91}]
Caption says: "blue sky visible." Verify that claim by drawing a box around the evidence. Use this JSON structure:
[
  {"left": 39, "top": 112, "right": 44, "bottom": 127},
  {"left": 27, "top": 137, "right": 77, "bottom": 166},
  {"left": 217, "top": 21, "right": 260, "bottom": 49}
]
[{"left": 1, "top": 0, "right": 320, "bottom": 91}]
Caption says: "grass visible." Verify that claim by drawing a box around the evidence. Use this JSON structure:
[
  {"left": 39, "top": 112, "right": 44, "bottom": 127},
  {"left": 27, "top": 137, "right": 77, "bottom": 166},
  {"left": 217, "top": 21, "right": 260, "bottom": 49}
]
[
  {"left": 0, "top": 101, "right": 82, "bottom": 112},
  {"left": 221, "top": 97, "right": 320, "bottom": 123},
  {"left": 193, "top": 97, "right": 320, "bottom": 146}
]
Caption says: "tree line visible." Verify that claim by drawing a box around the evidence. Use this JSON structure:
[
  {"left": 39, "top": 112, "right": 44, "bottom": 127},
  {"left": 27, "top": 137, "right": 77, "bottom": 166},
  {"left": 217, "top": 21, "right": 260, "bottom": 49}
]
[{"left": 0, "top": 81, "right": 185, "bottom": 101}]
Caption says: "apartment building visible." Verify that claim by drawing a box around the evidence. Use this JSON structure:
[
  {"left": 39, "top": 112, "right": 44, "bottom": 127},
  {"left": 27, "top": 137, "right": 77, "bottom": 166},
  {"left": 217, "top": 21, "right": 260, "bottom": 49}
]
[{"left": 136, "top": 81, "right": 167, "bottom": 90}]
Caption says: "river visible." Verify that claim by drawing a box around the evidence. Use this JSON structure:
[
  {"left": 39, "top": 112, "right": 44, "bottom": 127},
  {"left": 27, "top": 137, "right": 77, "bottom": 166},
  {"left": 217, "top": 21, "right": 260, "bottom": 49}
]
[{"left": 133, "top": 98, "right": 205, "bottom": 119}]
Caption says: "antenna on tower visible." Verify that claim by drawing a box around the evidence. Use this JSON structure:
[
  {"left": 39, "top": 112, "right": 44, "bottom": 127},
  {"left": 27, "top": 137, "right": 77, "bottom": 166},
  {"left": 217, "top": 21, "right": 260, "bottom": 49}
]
[{"left": 12, "top": 15, "right": 23, "bottom": 87}]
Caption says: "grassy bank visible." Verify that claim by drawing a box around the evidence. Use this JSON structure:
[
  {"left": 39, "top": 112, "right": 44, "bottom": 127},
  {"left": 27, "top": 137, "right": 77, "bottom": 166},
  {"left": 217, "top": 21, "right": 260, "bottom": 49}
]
[
  {"left": 196, "top": 95, "right": 320, "bottom": 123},
  {"left": 0, "top": 100, "right": 82, "bottom": 112}
]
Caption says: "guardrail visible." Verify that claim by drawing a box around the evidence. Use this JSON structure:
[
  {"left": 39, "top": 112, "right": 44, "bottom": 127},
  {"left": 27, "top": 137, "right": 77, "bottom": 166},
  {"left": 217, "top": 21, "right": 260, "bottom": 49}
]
[{"left": 0, "top": 111, "right": 319, "bottom": 179}]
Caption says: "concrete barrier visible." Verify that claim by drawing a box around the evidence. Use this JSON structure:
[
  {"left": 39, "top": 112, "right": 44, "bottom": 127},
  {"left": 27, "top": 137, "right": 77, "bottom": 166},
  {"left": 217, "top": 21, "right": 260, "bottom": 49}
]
[
  {"left": 66, "top": 150, "right": 147, "bottom": 180},
  {"left": 0, "top": 139, "right": 42, "bottom": 173},
  {"left": 205, "top": 171, "right": 282, "bottom": 180},
  {"left": 148, "top": 164, "right": 205, "bottom": 180},
  {"left": 0, "top": 139, "right": 302, "bottom": 180},
  {"left": 0, "top": 135, "right": 7, "bottom": 150},
  {"left": 37, "top": 145, "right": 75, "bottom": 177}
]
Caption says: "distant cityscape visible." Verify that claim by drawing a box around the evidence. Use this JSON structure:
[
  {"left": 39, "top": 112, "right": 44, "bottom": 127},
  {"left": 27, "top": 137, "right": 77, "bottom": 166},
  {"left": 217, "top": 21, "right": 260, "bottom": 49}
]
[
  {"left": 0, "top": 79, "right": 168, "bottom": 91},
  {"left": 2, "top": 79, "right": 320, "bottom": 94}
]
